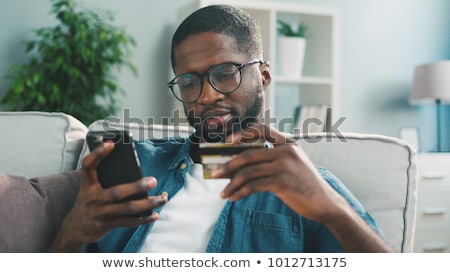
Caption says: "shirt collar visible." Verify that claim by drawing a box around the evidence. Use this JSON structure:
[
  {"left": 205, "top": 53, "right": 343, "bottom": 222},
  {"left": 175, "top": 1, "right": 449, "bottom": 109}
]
[{"left": 167, "top": 135, "right": 194, "bottom": 171}]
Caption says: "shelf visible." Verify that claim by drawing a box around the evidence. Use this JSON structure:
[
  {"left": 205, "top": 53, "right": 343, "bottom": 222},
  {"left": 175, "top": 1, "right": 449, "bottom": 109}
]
[
  {"left": 273, "top": 76, "right": 333, "bottom": 85},
  {"left": 179, "top": 0, "right": 338, "bottom": 132}
]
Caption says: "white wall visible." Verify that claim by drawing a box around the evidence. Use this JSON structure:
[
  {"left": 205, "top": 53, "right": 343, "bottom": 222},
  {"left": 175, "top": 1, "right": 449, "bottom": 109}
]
[
  {"left": 0, "top": 0, "right": 449, "bottom": 142},
  {"left": 278, "top": 0, "right": 449, "bottom": 136}
]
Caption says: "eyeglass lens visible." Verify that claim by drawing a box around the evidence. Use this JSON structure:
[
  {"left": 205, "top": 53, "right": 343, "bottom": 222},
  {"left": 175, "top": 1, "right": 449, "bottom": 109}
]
[{"left": 171, "top": 63, "right": 242, "bottom": 102}]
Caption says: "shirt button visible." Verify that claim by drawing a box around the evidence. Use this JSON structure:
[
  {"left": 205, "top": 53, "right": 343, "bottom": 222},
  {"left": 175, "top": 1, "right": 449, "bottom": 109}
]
[{"left": 180, "top": 162, "right": 187, "bottom": 169}]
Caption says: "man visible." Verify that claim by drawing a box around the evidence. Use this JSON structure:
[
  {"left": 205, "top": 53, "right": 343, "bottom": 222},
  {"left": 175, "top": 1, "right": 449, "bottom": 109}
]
[{"left": 52, "top": 4, "right": 392, "bottom": 252}]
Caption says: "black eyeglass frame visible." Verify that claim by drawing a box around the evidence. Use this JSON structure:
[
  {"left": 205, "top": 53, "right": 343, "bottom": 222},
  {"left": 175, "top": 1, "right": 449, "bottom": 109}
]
[{"left": 168, "top": 59, "right": 263, "bottom": 103}]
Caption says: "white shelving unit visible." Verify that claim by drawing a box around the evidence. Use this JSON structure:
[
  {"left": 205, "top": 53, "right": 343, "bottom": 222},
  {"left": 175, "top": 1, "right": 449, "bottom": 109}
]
[
  {"left": 178, "top": 0, "right": 339, "bottom": 132},
  {"left": 413, "top": 153, "right": 450, "bottom": 253}
]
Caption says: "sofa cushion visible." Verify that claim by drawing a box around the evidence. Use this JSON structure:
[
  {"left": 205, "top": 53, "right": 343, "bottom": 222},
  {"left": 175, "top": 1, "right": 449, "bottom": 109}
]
[
  {"left": 0, "top": 111, "right": 88, "bottom": 178},
  {"left": 297, "top": 132, "right": 418, "bottom": 252},
  {"left": 0, "top": 171, "right": 81, "bottom": 252}
]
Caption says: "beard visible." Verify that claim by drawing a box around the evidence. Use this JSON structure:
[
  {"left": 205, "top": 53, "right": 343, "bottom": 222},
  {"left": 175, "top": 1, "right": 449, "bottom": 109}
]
[{"left": 185, "top": 90, "right": 264, "bottom": 143}]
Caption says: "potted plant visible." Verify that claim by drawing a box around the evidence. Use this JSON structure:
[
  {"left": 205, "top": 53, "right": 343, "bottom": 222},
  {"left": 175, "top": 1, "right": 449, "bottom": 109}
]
[
  {"left": 0, "top": 0, "right": 137, "bottom": 125},
  {"left": 277, "top": 19, "right": 308, "bottom": 77}
]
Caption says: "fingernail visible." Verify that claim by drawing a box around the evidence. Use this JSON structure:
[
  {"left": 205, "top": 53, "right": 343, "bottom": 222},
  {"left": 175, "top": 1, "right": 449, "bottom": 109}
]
[
  {"left": 151, "top": 211, "right": 159, "bottom": 221},
  {"left": 159, "top": 192, "right": 168, "bottom": 203},
  {"left": 210, "top": 165, "right": 222, "bottom": 177},
  {"left": 103, "top": 142, "right": 113, "bottom": 149},
  {"left": 220, "top": 191, "right": 226, "bottom": 199},
  {"left": 145, "top": 177, "right": 156, "bottom": 187}
]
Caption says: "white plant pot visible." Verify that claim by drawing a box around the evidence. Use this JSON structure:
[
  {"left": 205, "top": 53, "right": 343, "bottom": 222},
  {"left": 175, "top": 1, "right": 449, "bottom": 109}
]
[{"left": 278, "top": 37, "right": 306, "bottom": 77}]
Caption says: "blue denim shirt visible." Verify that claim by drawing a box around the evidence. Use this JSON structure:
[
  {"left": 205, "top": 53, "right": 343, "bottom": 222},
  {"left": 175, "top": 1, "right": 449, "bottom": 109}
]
[{"left": 87, "top": 137, "right": 383, "bottom": 253}]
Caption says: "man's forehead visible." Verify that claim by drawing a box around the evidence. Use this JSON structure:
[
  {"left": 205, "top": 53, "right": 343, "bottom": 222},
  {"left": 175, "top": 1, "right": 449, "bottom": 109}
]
[{"left": 173, "top": 32, "right": 243, "bottom": 73}]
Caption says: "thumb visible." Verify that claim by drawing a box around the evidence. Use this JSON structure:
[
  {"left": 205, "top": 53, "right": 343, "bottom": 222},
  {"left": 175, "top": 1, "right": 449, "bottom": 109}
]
[{"left": 81, "top": 141, "right": 115, "bottom": 186}]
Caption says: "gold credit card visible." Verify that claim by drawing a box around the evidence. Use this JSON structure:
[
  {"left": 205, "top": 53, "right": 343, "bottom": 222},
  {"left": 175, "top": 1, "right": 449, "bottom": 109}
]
[{"left": 199, "top": 142, "right": 271, "bottom": 178}]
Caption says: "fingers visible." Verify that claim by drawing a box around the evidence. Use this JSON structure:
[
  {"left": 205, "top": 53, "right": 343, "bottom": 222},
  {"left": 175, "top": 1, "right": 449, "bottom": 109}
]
[
  {"left": 81, "top": 141, "right": 157, "bottom": 203},
  {"left": 220, "top": 161, "right": 277, "bottom": 201},
  {"left": 102, "top": 176, "right": 157, "bottom": 203},
  {"left": 81, "top": 141, "right": 115, "bottom": 186},
  {"left": 225, "top": 124, "right": 296, "bottom": 146},
  {"left": 86, "top": 211, "right": 160, "bottom": 236},
  {"left": 105, "top": 211, "right": 161, "bottom": 229},
  {"left": 212, "top": 144, "right": 305, "bottom": 202},
  {"left": 99, "top": 192, "right": 168, "bottom": 220},
  {"left": 81, "top": 183, "right": 168, "bottom": 232},
  {"left": 210, "top": 146, "right": 279, "bottom": 200}
]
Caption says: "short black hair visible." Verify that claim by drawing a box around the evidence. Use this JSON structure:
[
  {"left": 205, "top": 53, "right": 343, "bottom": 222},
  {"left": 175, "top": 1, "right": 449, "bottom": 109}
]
[{"left": 170, "top": 4, "right": 263, "bottom": 69}]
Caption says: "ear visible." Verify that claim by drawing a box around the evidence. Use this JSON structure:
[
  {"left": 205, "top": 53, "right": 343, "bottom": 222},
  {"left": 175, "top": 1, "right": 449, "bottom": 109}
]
[{"left": 260, "top": 61, "right": 272, "bottom": 89}]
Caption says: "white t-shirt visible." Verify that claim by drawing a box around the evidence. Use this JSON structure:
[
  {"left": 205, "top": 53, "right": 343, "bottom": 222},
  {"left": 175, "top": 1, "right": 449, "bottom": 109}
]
[{"left": 139, "top": 162, "right": 229, "bottom": 252}]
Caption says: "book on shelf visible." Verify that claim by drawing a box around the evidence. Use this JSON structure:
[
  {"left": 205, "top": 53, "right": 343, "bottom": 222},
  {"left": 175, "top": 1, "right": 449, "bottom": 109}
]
[
  {"left": 292, "top": 104, "right": 328, "bottom": 134},
  {"left": 292, "top": 105, "right": 302, "bottom": 130}
]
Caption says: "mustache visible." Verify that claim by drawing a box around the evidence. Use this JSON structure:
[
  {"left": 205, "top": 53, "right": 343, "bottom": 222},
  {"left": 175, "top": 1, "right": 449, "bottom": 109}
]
[
  {"left": 202, "top": 103, "right": 235, "bottom": 117},
  {"left": 185, "top": 103, "right": 237, "bottom": 121}
]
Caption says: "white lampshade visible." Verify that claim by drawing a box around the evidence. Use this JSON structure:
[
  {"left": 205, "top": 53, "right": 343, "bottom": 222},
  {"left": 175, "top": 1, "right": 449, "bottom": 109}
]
[{"left": 410, "top": 60, "right": 450, "bottom": 105}]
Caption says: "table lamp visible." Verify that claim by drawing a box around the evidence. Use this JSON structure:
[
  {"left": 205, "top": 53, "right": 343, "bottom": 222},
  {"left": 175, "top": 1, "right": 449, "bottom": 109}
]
[{"left": 410, "top": 60, "right": 450, "bottom": 152}]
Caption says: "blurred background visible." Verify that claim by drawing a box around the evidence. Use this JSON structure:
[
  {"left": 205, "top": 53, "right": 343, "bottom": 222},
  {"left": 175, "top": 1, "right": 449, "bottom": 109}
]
[{"left": 0, "top": 0, "right": 448, "bottom": 151}]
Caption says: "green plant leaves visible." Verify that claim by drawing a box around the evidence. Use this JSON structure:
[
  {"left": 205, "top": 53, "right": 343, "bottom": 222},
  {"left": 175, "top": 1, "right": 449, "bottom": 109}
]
[
  {"left": 277, "top": 19, "right": 308, "bottom": 38},
  {"left": 0, "top": 0, "right": 137, "bottom": 125}
]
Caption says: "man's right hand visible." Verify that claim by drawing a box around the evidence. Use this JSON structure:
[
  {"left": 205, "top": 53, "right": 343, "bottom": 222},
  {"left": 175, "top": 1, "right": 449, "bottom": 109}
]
[{"left": 52, "top": 142, "right": 168, "bottom": 252}]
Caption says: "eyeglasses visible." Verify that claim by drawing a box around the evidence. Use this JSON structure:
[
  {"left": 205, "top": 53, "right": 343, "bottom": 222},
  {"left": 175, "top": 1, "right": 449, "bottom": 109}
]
[{"left": 168, "top": 59, "right": 263, "bottom": 103}]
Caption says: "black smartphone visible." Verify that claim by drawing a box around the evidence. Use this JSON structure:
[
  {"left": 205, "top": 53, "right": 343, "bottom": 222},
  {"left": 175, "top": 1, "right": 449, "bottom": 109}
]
[{"left": 86, "top": 130, "right": 151, "bottom": 216}]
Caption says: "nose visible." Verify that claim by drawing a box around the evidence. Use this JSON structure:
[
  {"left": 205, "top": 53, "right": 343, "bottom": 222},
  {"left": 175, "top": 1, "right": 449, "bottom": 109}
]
[{"left": 196, "top": 80, "right": 225, "bottom": 105}]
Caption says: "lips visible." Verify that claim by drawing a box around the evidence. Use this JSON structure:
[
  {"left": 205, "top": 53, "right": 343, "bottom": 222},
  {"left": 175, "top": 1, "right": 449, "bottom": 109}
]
[{"left": 202, "top": 109, "right": 232, "bottom": 128}]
